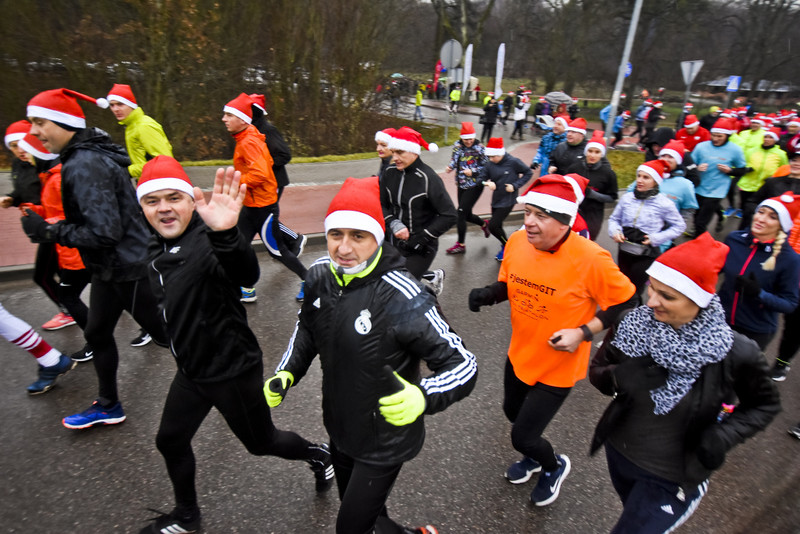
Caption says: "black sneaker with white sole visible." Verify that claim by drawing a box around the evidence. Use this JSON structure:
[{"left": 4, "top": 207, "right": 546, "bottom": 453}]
[
  {"left": 531, "top": 454, "right": 571, "bottom": 506},
  {"left": 139, "top": 508, "right": 200, "bottom": 534},
  {"left": 69, "top": 344, "right": 94, "bottom": 362},
  {"left": 307, "top": 443, "right": 334, "bottom": 492},
  {"left": 131, "top": 329, "right": 152, "bottom": 347}
]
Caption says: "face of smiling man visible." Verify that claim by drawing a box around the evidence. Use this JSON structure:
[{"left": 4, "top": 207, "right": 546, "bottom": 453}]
[{"left": 140, "top": 189, "right": 196, "bottom": 240}]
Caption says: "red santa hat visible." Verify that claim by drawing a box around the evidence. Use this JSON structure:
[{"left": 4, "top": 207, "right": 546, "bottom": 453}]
[
  {"left": 751, "top": 114, "right": 767, "bottom": 126},
  {"left": 460, "top": 122, "right": 476, "bottom": 140},
  {"left": 18, "top": 133, "right": 58, "bottom": 161},
  {"left": 758, "top": 192, "right": 800, "bottom": 233},
  {"left": 389, "top": 126, "right": 438, "bottom": 154},
  {"left": 516, "top": 173, "right": 588, "bottom": 226},
  {"left": 106, "top": 84, "right": 138, "bottom": 109},
  {"left": 324, "top": 176, "right": 385, "bottom": 244},
  {"left": 554, "top": 116, "right": 569, "bottom": 129},
  {"left": 584, "top": 130, "right": 606, "bottom": 156},
  {"left": 683, "top": 114, "right": 700, "bottom": 128},
  {"left": 566, "top": 117, "right": 587, "bottom": 135},
  {"left": 720, "top": 109, "right": 736, "bottom": 118},
  {"left": 788, "top": 117, "right": 800, "bottom": 127},
  {"left": 653, "top": 101, "right": 663, "bottom": 108},
  {"left": 27, "top": 88, "right": 109, "bottom": 129},
  {"left": 658, "top": 140, "right": 686, "bottom": 165},
  {"left": 136, "top": 155, "right": 195, "bottom": 202},
  {"left": 711, "top": 118, "right": 736, "bottom": 135},
  {"left": 4, "top": 120, "right": 30, "bottom": 148},
  {"left": 248, "top": 93, "right": 267, "bottom": 113},
  {"left": 637, "top": 159, "right": 671, "bottom": 185},
  {"left": 620, "top": 110, "right": 631, "bottom": 118},
  {"left": 375, "top": 127, "right": 396, "bottom": 145},
  {"left": 646, "top": 232, "right": 729, "bottom": 308},
  {"left": 223, "top": 93, "right": 254, "bottom": 124},
  {"left": 764, "top": 127, "right": 781, "bottom": 142},
  {"left": 539, "top": 97, "right": 546, "bottom": 103},
  {"left": 484, "top": 137, "right": 505, "bottom": 157},
  {"left": 683, "top": 102, "right": 694, "bottom": 110}
]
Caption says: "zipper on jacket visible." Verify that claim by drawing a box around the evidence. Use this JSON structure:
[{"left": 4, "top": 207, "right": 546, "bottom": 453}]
[{"left": 730, "top": 243, "right": 759, "bottom": 325}]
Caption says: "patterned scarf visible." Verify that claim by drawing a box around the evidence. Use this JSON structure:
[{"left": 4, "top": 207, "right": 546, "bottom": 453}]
[{"left": 611, "top": 295, "right": 733, "bottom": 415}]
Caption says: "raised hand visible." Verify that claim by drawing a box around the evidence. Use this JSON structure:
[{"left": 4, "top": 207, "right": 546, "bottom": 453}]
[{"left": 194, "top": 166, "right": 246, "bottom": 231}]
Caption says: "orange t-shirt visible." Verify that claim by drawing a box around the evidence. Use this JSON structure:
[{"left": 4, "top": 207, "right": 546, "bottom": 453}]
[
  {"left": 232, "top": 124, "right": 277, "bottom": 207},
  {"left": 499, "top": 229, "right": 635, "bottom": 387}
]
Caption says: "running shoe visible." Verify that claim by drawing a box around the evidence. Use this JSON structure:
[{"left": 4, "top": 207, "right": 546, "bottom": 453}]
[
  {"left": 241, "top": 287, "right": 257, "bottom": 303},
  {"left": 772, "top": 362, "right": 790, "bottom": 382},
  {"left": 296, "top": 234, "right": 308, "bottom": 258},
  {"left": 42, "top": 312, "right": 76, "bottom": 331},
  {"left": 505, "top": 456, "right": 542, "bottom": 484},
  {"left": 62, "top": 400, "right": 126, "bottom": 429},
  {"left": 446, "top": 242, "right": 466, "bottom": 254},
  {"left": 723, "top": 207, "right": 736, "bottom": 217},
  {"left": 495, "top": 246, "right": 505, "bottom": 262},
  {"left": 69, "top": 344, "right": 94, "bottom": 363},
  {"left": 296, "top": 281, "right": 305, "bottom": 302},
  {"left": 139, "top": 508, "right": 200, "bottom": 534},
  {"left": 430, "top": 269, "right": 446, "bottom": 297},
  {"left": 531, "top": 454, "right": 571, "bottom": 506},
  {"left": 789, "top": 425, "right": 800, "bottom": 440},
  {"left": 481, "top": 220, "right": 491, "bottom": 238},
  {"left": 734, "top": 209, "right": 743, "bottom": 219},
  {"left": 404, "top": 526, "right": 439, "bottom": 534},
  {"left": 130, "top": 329, "right": 152, "bottom": 347},
  {"left": 307, "top": 443, "right": 334, "bottom": 492},
  {"left": 27, "top": 354, "right": 77, "bottom": 395}
]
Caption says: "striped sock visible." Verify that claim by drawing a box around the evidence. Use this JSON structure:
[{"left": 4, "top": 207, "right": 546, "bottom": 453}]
[{"left": 12, "top": 328, "right": 60, "bottom": 367}]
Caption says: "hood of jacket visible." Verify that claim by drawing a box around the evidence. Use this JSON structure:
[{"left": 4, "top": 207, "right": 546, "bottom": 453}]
[{"left": 61, "top": 127, "right": 132, "bottom": 168}]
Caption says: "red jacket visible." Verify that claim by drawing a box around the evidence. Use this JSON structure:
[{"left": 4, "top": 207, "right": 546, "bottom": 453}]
[
  {"left": 676, "top": 126, "right": 711, "bottom": 152},
  {"left": 232, "top": 125, "right": 277, "bottom": 207}
]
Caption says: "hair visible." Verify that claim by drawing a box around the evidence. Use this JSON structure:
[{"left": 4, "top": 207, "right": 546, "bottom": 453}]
[{"left": 761, "top": 230, "right": 786, "bottom": 271}]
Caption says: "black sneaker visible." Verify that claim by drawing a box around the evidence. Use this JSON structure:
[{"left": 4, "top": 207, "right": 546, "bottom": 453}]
[
  {"left": 139, "top": 508, "right": 200, "bottom": 534},
  {"left": 530, "top": 454, "right": 571, "bottom": 506},
  {"left": 772, "top": 362, "right": 790, "bottom": 382},
  {"left": 131, "top": 329, "right": 152, "bottom": 347},
  {"left": 789, "top": 425, "right": 800, "bottom": 440},
  {"left": 404, "top": 526, "right": 439, "bottom": 534},
  {"left": 69, "top": 344, "right": 94, "bottom": 363},
  {"left": 307, "top": 443, "right": 334, "bottom": 492}
]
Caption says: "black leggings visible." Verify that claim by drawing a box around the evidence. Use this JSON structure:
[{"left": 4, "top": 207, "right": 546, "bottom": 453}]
[
  {"left": 85, "top": 276, "right": 167, "bottom": 405},
  {"left": 503, "top": 357, "right": 571, "bottom": 472},
  {"left": 481, "top": 123, "right": 495, "bottom": 143},
  {"left": 488, "top": 206, "right": 514, "bottom": 245},
  {"left": 778, "top": 303, "right": 800, "bottom": 365},
  {"left": 512, "top": 120, "right": 525, "bottom": 138},
  {"left": 456, "top": 186, "right": 486, "bottom": 243},
  {"left": 33, "top": 243, "right": 62, "bottom": 311},
  {"left": 731, "top": 324, "right": 775, "bottom": 351},
  {"left": 237, "top": 204, "right": 306, "bottom": 280},
  {"left": 694, "top": 195, "right": 722, "bottom": 236},
  {"left": 58, "top": 268, "right": 90, "bottom": 329},
  {"left": 400, "top": 240, "right": 439, "bottom": 280},
  {"left": 617, "top": 250, "right": 657, "bottom": 301},
  {"left": 156, "top": 365, "right": 315, "bottom": 515},
  {"left": 331, "top": 442, "right": 405, "bottom": 534}
]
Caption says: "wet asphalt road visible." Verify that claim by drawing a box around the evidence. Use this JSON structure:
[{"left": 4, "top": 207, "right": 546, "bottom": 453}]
[{"left": 2, "top": 215, "right": 800, "bottom": 533}]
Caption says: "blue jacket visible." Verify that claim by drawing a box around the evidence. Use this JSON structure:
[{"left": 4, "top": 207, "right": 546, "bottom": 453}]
[
  {"left": 485, "top": 153, "right": 533, "bottom": 208},
  {"left": 531, "top": 131, "right": 566, "bottom": 171},
  {"left": 720, "top": 230, "right": 800, "bottom": 334}
]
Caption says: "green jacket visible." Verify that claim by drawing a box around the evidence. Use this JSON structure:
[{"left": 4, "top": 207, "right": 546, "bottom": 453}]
[
  {"left": 119, "top": 107, "right": 173, "bottom": 178},
  {"left": 731, "top": 128, "right": 765, "bottom": 156},
  {"left": 739, "top": 144, "right": 789, "bottom": 192}
]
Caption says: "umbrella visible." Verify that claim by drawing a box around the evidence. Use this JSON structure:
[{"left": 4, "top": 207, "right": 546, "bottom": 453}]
[
  {"left": 391, "top": 73, "right": 404, "bottom": 78},
  {"left": 544, "top": 91, "right": 572, "bottom": 105}
]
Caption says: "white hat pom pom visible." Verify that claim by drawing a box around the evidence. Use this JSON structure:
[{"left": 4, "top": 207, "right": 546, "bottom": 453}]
[
  {"left": 428, "top": 142, "right": 439, "bottom": 153},
  {"left": 95, "top": 97, "right": 109, "bottom": 109},
  {"left": 781, "top": 194, "right": 794, "bottom": 203}
]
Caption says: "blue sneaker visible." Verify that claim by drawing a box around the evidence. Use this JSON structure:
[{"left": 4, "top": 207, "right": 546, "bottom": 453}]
[
  {"left": 531, "top": 454, "right": 571, "bottom": 506},
  {"left": 27, "top": 354, "right": 77, "bottom": 395},
  {"left": 241, "top": 287, "right": 257, "bottom": 303},
  {"left": 505, "top": 456, "right": 542, "bottom": 484},
  {"left": 296, "top": 281, "right": 305, "bottom": 302},
  {"left": 495, "top": 246, "right": 505, "bottom": 262},
  {"left": 723, "top": 207, "right": 736, "bottom": 217},
  {"left": 62, "top": 400, "right": 126, "bottom": 429},
  {"left": 734, "top": 209, "right": 743, "bottom": 219}
]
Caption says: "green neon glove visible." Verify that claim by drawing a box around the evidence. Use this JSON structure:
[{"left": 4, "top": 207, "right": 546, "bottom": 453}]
[
  {"left": 378, "top": 368, "right": 426, "bottom": 426},
  {"left": 264, "top": 370, "right": 294, "bottom": 408}
]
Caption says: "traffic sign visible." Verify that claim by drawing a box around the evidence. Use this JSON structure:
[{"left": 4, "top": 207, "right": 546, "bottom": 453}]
[
  {"left": 726, "top": 76, "right": 742, "bottom": 92},
  {"left": 440, "top": 39, "right": 463, "bottom": 71},
  {"left": 680, "top": 60, "right": 704, "bottom": 86},
  {"left": 624, "top": 62, "right": 632, "bottom": 77}
]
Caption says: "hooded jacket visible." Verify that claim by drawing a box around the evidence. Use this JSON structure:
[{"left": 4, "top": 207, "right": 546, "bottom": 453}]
[
  {"left": 148, "top": 213, "right": 261, "bottom": 382},
  {"left": 484, "top": 153, "right": 532, "bottom": 208},
  {"left": 570, "top": 158, "right": 618, "bottom": 240},
  {"left": 276, "top": 246, "right": 477, "bottom": 465},
  {"left": 232, "top": 124, "right": 278, "bottom": 208},
  {"left": 738, "top": 144, "right": 789, "bottom": 192},
  {"left": 53, "top": 127, "right": 150, "bottom": 282},
  {"left": 119, "top": 106, "right": 173, "bottom": 178}
]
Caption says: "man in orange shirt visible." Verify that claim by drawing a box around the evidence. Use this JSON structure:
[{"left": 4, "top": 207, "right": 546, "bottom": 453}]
[
  {"left": 222, "top": 93, "right": 306, "bottom": 302},
  {"left": 469, "top": 174, "right": 636, "bottom": 507}
]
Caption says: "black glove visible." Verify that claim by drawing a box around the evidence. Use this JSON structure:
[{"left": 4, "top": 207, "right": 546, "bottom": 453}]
[
  {"left": 613, "top": 355, "right": 668, "bottom": 396},
  {"left": 468, "top": 287, "right": 495, "bottom": 312},
  {"left": 697, "top": 426, "right": 728, "bottom": 470},
  {"left": 736, "top": 272, "right": 761, "bottom": 300},
  {"left": 21, "top": 209, "right": 56, "bottom": 243},
  {"left": 530, "top": 162, "right": 540, "bottom": 170},
  {"left": 403, "top": 233, "right": 434, "bottom": 254},
  {"left": 622, "top": 226, "right": 647, "bottom": 244},
  {"left": 584, "top": 187, "right": 600, "bottom": 201}
]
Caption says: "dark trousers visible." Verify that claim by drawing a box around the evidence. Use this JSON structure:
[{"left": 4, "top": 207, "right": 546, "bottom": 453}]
[
  {"left": 400, "top": 240, "right": 438, "bottom": 280},
  {"left": 512, "top": 120, "right": 525, "bottom": 138},
  {"left": 778, "top": 303, "right": 800, "bottom": 365},
  {"left": 503, "top": 357, "right": 570, "bottom": 472},
  {"left": 33, "top": 243, "right": 61, "bottom": 311},
  {"left": 456, "top": 186, "right": 485, "bottom": 243},
  {"left": 155, "top": 365, "right": 314, "bottom": 515},
  {"left": 331, "top": 443, "right": 405, "bottom": 534},
  {"left": 694, "top": 195, "right": 723, "bottom": 236},
  {"left": 727, "top": 176, "right": 742, "bottom": 209},
  {"left": 606, "top": 444, "right": 707, "bottom": 534},
  {"left": 737, "top": 190, "right": 756, "bottom": 229},
  {"left": 237, "top": 203, "right": 307, "bottom": 280},
  {"left": 85, "top": 276, "right": 167, "bottom": 405},
  {"left": 481, "top": 123, "right": 495, "bottom": 143},
  {"left": 632, "top": 120, "right": 645, "bottom": 140},
  {"left": 488, "top": 206, "right": 514, "bottom": 245},
  {"left": 611, "top": 131, "right": 623, "bottom": 147},
  {"left": 731, "top": 324, "right": 775, "bottom": 351},
  {"left": 617, "top": 249, "right": 657, "bottom": 301},
  {"left": 58, "top": 268, "right": 90, "bottom": 329}
]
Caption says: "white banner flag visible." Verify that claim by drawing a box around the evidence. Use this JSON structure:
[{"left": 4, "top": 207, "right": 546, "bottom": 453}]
[
  {"left": 494, "top": 43, "right": 505, "bottom": 96},
  {"left": 463, "top": 44, "right": 473, "bottom": 91}
]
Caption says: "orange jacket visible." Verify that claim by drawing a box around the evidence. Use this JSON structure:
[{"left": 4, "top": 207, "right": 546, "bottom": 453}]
[
  {"left": 232, "top": 125, "right": 277, "bottom": 207},
  {"left": 21, "top": 164, "right": 85, "bottom": 271}
]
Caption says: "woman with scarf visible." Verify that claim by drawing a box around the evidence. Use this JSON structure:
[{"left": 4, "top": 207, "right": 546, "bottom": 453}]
[
  {"left": 718, "top": 192, "right": 800, "bottom": 350},
  {"left": 608, "top": 160, "right": 685, "bottom": 299},
  {"left": 589, "top": 233, "right": 780, "bottom": 534}
]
